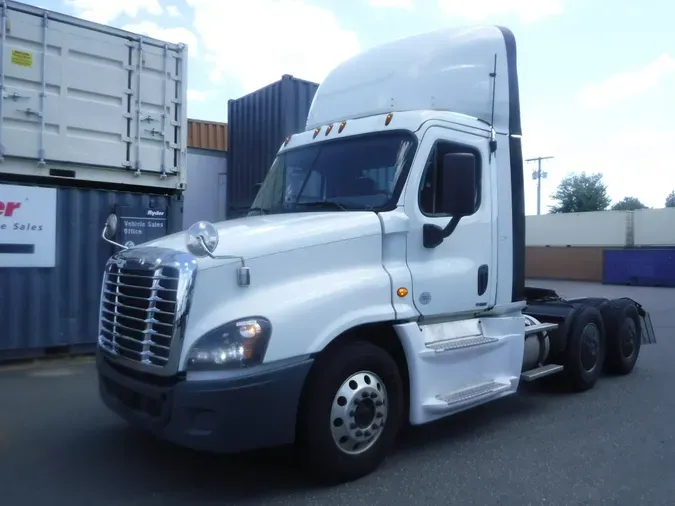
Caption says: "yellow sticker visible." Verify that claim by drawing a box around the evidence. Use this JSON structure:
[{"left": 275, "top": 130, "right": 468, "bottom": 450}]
[{"left": 11, "top": 50, "right": 32, "bottom": 68}]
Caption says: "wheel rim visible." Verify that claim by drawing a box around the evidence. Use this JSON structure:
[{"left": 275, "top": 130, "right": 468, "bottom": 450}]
[
  {"left": 330, "top": 371, "right": 388, "bottom": 455},
  {"left": 620, "top": 318, "right": 637, "bottom": 359},
  {"left": 580, "top": 323, "right": 601, "bottom": 372}
]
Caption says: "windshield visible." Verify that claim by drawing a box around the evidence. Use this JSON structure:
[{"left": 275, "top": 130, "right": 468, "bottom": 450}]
[{"left": 249, "top": 131, "right": 416, "bottom": 215}]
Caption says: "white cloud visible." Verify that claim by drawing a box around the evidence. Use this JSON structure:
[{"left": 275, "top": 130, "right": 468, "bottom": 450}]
[
  {"left": 438, "top": 0, "right": 563, "bottom": 23},
  {"left": 187, "top": 89, "right": 219, "bottom": 102},
  {"left": 368, "top": 0, "right": 414, "bottom": 10},
  {"left": 577, "top": 54, "right": 675, "bottom": 109},
  {"left": 166, "top": 5, "right": 181, "bottom": 17},
  {"left": 186, "top": 0, "right": 361, "bottom": 94},
  {"left": 65, "top": 0, "right": 163, "bottom": 24},
  {"left": 122, "top": 21, "right": 198, "bottom": 54}
]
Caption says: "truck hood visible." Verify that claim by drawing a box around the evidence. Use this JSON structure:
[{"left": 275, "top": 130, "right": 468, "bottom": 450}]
[{"left": 143, "top": 211, "right": 383, "bottom": 266}]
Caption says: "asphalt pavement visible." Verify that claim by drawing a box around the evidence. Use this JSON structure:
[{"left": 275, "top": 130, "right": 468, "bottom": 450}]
[{"left": 1, "top": 280, "right": 674, "bottom": 506}]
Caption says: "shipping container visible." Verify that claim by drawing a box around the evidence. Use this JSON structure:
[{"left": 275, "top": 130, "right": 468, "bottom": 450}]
[
  {"left": 526, "top": 211, "right": 629, "bottom": 247},
  {"left": 0, "top": 0, "right": 188, "bottom": 193},
  {"left": 227, "top": 74, "right": 319, "bottom": 219},
  {"left": 0, "top": 179, "right": 182, "bottom": 361},
  {"left": 633, "top": 208, "right": 675, "bottom": 246},
  {"left": 183, "top": 147, "right": 227, "bottom": 229},
  {"left": 603, "top": 248, "right": 675, "bottom": 288},
  {"left": 188, "top": 119, "right": 228, "bottom": 151}
]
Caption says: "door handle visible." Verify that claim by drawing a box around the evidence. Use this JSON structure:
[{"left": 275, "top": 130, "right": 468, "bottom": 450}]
[{"left": 477, "top": 264, "right": 488, "bottom": 296}]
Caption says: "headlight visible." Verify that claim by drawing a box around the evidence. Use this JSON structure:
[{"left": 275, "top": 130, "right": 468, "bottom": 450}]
[
  {"left": 186, "top": 317, "right": 272, "bottom": 371},
  {"left": 186, "top": 220, "right": 219, "bottom": 257}
]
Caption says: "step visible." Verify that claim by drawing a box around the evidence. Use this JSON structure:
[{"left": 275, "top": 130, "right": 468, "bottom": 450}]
[
  {"left": 436, "top": 380, "right": 511, "bottom": 406},
  {"left": 524, "top": 322, "right": 559, "bottom": 336},
  {"left": 425, "top": 335, "right": 499, "bottom": 353},
  {"left": 520, "top": 364, "right": 564, "bottom": 382}
]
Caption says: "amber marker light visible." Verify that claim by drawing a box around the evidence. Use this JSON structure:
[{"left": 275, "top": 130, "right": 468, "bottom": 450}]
[
  {"left": 325, "top": 124, "right": 333, "bottom": 135},
  {"left": 284, "top": 136, "right": 291, "bottom": 145},
  {"left": 385, "top": 113, "right": 393, "bottom": 126},
  {"left": 397, "top": 287, "right": 408, "bottom": 298},
  {"left": 313, "top": 127, "right": 321, "bottom": 138},
  {"left": 338, "top": 121, "right": 347, "bottom": 133}
]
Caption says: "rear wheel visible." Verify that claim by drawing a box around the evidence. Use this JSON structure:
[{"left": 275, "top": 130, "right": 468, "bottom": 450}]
[
  {"left": 562, "top": 305, "right": 606, "bottom": 392},
  {"left": 296, "top": 341, "right": 404, "bottom": 483},
  {"left": 602, "top": 299, "right": 642, "bottom": 375}
]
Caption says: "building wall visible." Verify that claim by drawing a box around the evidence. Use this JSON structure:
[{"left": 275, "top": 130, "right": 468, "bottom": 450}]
[{"left": 183, "top": 147, "right": 228, "bottom": 229}]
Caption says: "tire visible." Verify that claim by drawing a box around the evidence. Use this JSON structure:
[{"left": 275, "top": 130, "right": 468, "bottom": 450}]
[
  {"left": 562, "top": 304, "right": 606, "bottom": 392},
  {"left": 601, "top": 299, "right": 642, "bottom": 375},
  {"left": 296, "top": 341, "right": 404, "bottom": 484}
]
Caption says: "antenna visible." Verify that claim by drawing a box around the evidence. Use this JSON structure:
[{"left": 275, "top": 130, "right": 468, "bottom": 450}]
[{"left": 488, "top": 54, "right": 498, "bottom": 159}]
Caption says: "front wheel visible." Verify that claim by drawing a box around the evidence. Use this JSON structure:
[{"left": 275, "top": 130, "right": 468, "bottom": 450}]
[{"left": 296, "top": 341, "right": 404, "bottom": 483}]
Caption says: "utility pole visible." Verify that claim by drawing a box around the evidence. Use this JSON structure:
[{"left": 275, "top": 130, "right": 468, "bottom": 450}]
[{"left": 526, "top": 156, "right": 554, "bottom": 215}]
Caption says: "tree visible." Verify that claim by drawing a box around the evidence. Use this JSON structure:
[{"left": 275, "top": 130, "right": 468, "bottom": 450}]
[
  {"left": 666, "top": 191, "right": 675, "bottom": 208},
  {"left": 611, "top": 196, "right": 647, "bottom": 211},
  {"left": 549, "top": 172, "right": 611, "bottom": 214}
]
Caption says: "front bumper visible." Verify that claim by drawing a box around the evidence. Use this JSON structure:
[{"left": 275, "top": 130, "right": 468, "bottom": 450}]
[{"left": 97, "top": 352, "right": 313, "bottom": 453}]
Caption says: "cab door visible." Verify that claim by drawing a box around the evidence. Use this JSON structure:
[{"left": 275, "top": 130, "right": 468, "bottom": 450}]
[{"left": 404, "top": 126, "right": 497, "bottom": 319}]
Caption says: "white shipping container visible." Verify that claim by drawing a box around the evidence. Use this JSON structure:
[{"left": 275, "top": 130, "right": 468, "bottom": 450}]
[
  {"left": 0, "top": 0, "right": 188, "bottom": 191},
  {"left": 633, "top": 208, "right": 675, "bottom": 246},
  {"left": 526, "top": 211, "right": 629, "bottom": 247}
]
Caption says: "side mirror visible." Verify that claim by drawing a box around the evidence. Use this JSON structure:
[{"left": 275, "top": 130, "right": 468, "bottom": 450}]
[
  {"left": 103, "top": 213, "right": 118, "bottom": 241},
  {"left": 423, "top": 152, "right": 478, "bottom": 248},
  {"left": 438, "top": 152, "right": 477, "bottom": 217}
]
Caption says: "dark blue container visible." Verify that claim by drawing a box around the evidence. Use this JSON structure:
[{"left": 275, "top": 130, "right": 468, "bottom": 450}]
[
  {"left": 603, "top": 248, "right": 675, "bottom": 287},
  {"left": 0, "top": 180, "right": 182, "bottom": 362},
  {"left": 227, "top": 74, "right": 319, "bottom": 219}
]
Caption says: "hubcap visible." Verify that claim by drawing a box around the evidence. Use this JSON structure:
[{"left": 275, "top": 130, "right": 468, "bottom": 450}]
[
  {"left": 330, "top": 371, "right": 388, "bottom": 455},
  {"left": 580, "top": 323, "right": 601, "bottom": 372},
  {"left": 621, "top": 318, "right": 637, "bottom": 359}
]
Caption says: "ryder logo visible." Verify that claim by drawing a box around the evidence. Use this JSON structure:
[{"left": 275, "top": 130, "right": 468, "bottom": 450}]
[{"left": 0, "top": 201, "right": 21, "bottom": 217}]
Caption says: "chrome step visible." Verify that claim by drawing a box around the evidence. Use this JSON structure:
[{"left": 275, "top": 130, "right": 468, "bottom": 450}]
[
  {"left": 426, "top": 335, "right": 498, "bottom": 352},
  {"left": 524, "top": 322, "right": 559, "bottom": 336},
  {"left": 436, "top": 380, "right": 511, "bottom": 406},
  {"left": 520, "top": 364, "right": 564, "bottom": 382}
]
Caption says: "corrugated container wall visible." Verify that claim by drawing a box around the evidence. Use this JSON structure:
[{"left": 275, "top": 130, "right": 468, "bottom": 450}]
[
  {"left": 188, "top": 120, "right": 228, "bottom": 151},
  {"left": 227, "top": 75, "right": 319, "bottom": 219},
  {"left": 0, "top": 181, "right": 182, "bottom": 361}
]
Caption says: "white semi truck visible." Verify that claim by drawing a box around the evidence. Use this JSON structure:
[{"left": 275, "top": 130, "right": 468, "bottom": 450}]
[{"left": 96, "top": 25, "right": 657, "bottom": 483}]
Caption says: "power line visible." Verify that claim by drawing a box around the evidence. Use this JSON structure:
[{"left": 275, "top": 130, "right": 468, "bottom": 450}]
[{"left": 526, "top": 156, "right": 554, "bottom": 215}]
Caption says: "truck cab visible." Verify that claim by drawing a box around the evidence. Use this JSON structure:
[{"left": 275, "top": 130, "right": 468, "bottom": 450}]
[{"left": 96, "top": 25, "right": 656, "bottom": 483}]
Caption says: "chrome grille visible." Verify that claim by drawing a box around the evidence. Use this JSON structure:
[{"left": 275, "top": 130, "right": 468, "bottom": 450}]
[{"left": 99, "top": 263, "right": 180, "bottom": 367}]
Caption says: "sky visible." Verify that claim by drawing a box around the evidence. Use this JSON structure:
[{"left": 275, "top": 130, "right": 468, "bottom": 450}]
[{"left": 21, "top": 0, "right": 675, "bottom": 215}]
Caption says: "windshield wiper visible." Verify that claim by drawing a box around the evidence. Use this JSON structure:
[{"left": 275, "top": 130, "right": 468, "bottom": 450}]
[{"left": 296, "top": 200, "right": 349, "bottom": 211}]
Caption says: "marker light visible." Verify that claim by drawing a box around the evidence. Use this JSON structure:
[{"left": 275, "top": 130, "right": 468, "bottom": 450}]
[
  {"left": 325, "top": 124, "right": 333, "bottom": 135},
  {"left": 313, "top": 127, "right": 321, "bottom": 138},
  {"left": 397, "top": 287, "right": 408, "bottom": 298},
  {"left": 338, "top": 121, "right": 347, "bottom": 133},
  {"left": 385, "top": 113, "right": 393, "bottom": 126}
]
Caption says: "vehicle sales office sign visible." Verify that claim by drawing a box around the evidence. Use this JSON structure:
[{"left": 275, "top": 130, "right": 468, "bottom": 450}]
[{"left": 0, "top": 184, "right": 57, "bottom": 268}]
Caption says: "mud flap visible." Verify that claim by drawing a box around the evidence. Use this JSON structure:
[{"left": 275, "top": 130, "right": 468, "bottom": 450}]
[{"left": 631, "top": 299, "right": 657, "bottom": 345}]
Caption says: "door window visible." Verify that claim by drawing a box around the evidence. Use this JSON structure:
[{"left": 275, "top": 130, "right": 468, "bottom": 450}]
[{"left": 418, "top": 141, "right": 482, "bottom": 217}]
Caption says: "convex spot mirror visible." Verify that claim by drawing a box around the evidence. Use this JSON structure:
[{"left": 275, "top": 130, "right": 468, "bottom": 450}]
[
  {"left": 438, "top": 152, "right": 477, "bottom": 217},
  {"left": 103, "top": 213, "right": 118, "bottom": 240}
]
